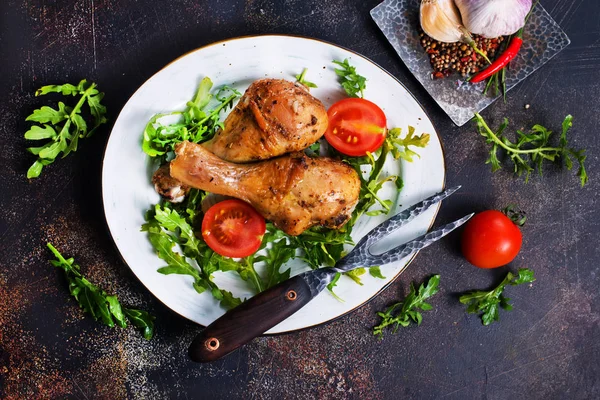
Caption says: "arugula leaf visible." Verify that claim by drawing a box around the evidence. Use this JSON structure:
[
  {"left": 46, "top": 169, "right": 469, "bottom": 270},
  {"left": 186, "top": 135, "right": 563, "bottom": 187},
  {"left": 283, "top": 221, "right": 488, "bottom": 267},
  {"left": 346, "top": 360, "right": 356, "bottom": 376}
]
[
  {"left": 26, "top": 104, "right": 69, "bottom": 124},
  {"left": 144, "top": 223, "right": 212, "bottom": 292},
  {"left": 123, "top": 309, "right": 156, "bottom": 340},
  {"left": 385, "top": 126, "right": 431, "bottom": 162},
  {"left": 219, "top": 290, "right": 243, "bottom": 309},
  {"left": 255, "top": 224, "right": 294, "bottom": 289},
  {"left": 369, "top": 266, "right": 386, "bottom": 279},
  {"left": 346, "top": 268, "right": 366, "bottom": 285},
  {"left": 106, "top": 295, "right": 127, "bottom": 328},
  {"left": 475, "top": 113, "right": 588, "bottom": 187},
  {"left": 373, "top": 275, "right": 440, "bottom": 338},
  {"left": 152, "top": 204, "right": 202, "bottom": 257},
  {"left": 223, "top": 256, "right": 265, "bottom": 294},
  {"left": 24, "top": 124, "right": 57, "bottom": 140},
  {"left": 326, "top": 273, "right": 343, "bottom": 302},
  {"left": 47, "top": 243, "right": 154, "bottom": 339},
  {"left": 460, "top": 268, "right": 535, "bottom": 325},
  {"left": 332, "top": 59, "right": 367, "bottom": 98},
  {"left": 295, "top": 68, "right": 318, "bottom": 88},
  {"left": 25, "top": 80, "right": 108, "bottom": 178}
]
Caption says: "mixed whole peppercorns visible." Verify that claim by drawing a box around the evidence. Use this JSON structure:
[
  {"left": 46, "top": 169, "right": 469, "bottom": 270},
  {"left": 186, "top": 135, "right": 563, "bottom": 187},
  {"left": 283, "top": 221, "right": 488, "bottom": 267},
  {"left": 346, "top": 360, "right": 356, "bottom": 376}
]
[{"left": 419, "top": 30, "right": 506, "bottom": 79}]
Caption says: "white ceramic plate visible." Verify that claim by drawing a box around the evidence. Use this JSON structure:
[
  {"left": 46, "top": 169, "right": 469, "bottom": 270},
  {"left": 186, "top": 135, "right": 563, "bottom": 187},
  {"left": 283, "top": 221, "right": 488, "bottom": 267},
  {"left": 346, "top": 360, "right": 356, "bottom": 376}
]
[{"left": 102, "top": 35, "right": 445, "bottom": 334}]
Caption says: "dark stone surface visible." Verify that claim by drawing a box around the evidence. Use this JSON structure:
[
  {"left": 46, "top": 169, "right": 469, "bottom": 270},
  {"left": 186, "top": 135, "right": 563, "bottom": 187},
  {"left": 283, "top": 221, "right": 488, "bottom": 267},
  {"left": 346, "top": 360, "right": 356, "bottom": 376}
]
[{"left": 1, "top": 0, "right": 598, "bottom": 398}]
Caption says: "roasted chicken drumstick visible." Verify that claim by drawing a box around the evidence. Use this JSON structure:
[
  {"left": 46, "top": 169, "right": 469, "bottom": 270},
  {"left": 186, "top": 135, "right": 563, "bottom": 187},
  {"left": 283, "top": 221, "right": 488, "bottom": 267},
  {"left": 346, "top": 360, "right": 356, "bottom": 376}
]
[
  {"left": 170, "top": 141, "right": 360, "bottom": 236},
  {"left": 202, "top": 78, "right": 328, "bottom": 163}
]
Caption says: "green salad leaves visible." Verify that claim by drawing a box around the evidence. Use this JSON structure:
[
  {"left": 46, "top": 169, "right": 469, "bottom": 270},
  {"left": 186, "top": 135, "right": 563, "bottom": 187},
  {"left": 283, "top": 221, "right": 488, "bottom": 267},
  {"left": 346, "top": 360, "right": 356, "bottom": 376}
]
[
  {"left": 47, "top": 243, "right": 155, "bottom": 339},
  {"left": 25, "top": 80, "right": 108, "bottom": 178},
  {"left": 142, "top": 77, "right": 240, "bottom": 161}
]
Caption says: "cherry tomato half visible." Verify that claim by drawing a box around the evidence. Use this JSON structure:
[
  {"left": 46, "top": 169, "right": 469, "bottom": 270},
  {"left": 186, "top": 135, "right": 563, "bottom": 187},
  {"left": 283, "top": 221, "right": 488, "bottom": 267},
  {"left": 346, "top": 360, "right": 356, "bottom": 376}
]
[
  {"left": 201, "top": 199, "right": 266, "bottom": 258},
  {"left": 461, "top": 210, "right": 523, "bottom": 269},
  {"left": 324, "top": 98, "right": 387, "bottom": 157}
]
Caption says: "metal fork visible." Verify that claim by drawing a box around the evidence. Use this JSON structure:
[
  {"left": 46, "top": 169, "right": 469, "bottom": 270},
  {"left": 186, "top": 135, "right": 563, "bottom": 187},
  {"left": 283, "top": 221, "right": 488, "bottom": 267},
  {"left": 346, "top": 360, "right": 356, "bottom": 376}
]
[{"left": 189, "top": 186, "right": 472, "bottom": 362}]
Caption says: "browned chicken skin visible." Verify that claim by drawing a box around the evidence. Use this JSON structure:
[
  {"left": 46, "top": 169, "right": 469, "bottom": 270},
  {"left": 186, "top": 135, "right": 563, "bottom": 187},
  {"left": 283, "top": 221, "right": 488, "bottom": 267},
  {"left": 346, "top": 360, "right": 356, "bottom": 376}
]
[
  {"left": 170, "top": 141, "right": 360, "bottom": 236},
  {"left": 202, "top": 79, "right": 328, "bottom": 163}
]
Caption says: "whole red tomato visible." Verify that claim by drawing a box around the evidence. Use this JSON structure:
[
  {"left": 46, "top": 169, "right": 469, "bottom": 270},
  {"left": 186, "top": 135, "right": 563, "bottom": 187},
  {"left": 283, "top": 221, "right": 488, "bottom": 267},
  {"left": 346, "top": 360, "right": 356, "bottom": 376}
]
[{"left": 461, "top": 210, "right": 523, "bottom": 269}]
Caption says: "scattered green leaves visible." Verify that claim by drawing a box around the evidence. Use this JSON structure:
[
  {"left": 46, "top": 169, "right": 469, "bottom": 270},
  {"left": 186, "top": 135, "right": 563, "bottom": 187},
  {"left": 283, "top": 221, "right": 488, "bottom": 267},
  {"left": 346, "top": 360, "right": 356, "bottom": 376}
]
[
  {"left": 460, "top": 268, "right": 535, "bottom": 326},
  {"left": 25, "top": 79, "right": 108, "bottom": 178},
  {"left": 47, "top": 243, "right": 155, "bottom": 339},
  {"left": 373, "top": 275, "right": 440, "bottom": 338},
  {"left": 333, "top": 59, "right": 367, "bottom": 98},
  {"left": 295, "top": 68, "right": 318, "bottom": 88},
  {"left": 475, "top": 113, "right": 588, "bottom": 186}
]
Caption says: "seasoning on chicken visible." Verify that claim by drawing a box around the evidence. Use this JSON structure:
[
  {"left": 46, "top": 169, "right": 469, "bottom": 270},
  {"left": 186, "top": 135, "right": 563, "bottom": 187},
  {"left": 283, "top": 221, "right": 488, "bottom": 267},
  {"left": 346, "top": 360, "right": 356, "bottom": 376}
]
[
  {"left": 170, "top": 141, "right": 360, "bottom": 236},
  {"left": 151, "top": 164, "right": 189, "bottom": 203},
  {"left": 202, "top": 78, "right": 328, "bottom": 163}
]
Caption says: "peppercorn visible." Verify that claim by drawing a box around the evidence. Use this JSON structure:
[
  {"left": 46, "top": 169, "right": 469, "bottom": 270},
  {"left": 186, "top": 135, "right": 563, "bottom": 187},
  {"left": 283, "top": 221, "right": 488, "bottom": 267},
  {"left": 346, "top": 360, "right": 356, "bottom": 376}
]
[{"left": 419, "top": 29, "right": 507, "bottom": 80}]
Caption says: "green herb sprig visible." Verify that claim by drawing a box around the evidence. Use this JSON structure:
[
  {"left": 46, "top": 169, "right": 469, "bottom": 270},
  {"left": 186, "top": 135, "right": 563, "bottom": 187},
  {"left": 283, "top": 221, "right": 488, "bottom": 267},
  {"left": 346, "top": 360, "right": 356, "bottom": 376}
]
[
  {"left": 295, "top": 68, "right": 318, "bottom": 88},
  {"left": 333, "top": 59, "right": 367, "bottom": 98},
  {"left": 25, "top": 80, "right": 108, "bottom": 178},
  {"left": 47, "top": 243, "right": 155, "bottom": 339},
  {"left": 460, "top": 268, "right": 535, "bottom": 326},
  {"left": 373, "top": 275, "right": 440, "bottom": 338},
  {"left": 475, "top": 113, "right": 588, "bottom": 186}
]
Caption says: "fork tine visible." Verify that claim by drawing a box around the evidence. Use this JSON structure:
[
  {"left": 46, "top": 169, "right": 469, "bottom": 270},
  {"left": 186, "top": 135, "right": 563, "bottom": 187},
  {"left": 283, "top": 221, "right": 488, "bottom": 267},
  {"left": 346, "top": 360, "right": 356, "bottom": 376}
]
[
  {"left": 334, "top": 213, "right": 474, "bottom": 272},
  {"left": 349, "top": 186, "right": 461, "bottom": 255}
]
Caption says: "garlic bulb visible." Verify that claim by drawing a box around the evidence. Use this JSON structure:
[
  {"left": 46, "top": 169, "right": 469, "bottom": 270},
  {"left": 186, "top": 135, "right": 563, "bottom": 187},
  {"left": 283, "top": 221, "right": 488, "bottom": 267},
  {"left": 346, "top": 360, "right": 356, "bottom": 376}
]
[
  {"left": 454, "top": 0, "right": 533, "bottom": 38},
  {"left": 420, "top": 0, "right": 465, "bottom": 43}
]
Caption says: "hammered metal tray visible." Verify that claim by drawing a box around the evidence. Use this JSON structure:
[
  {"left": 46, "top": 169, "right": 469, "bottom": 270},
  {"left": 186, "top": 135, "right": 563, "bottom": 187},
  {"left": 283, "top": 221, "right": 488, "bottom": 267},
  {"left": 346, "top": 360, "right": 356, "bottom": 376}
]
[{"left": 371, "top": 0, "right": 570, "bottom": 126}]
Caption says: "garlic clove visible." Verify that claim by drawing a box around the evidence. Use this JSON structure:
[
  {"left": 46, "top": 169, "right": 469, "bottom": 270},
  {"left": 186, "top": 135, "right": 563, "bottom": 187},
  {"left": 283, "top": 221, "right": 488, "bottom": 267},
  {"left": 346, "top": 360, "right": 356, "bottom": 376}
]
[
  {"left": 420, "top": 0, "right": 464, "bottom": 43},
  {"left": 455, "top": 0, "right": 533, "bottom": 38}
]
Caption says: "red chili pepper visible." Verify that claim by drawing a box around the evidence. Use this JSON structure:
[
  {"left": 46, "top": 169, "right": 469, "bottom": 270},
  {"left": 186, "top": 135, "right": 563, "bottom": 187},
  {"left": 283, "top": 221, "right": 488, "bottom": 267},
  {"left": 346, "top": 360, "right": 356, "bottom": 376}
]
[{"left": 470, "top": 36, "right": 523, "bottom": 83}]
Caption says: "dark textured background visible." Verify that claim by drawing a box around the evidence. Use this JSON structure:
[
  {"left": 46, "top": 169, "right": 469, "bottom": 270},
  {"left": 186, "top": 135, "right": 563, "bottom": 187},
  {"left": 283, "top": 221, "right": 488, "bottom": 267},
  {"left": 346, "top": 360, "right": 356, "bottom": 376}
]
[{"left": 1, "top": 0, "right": 598, "bottom": 399}]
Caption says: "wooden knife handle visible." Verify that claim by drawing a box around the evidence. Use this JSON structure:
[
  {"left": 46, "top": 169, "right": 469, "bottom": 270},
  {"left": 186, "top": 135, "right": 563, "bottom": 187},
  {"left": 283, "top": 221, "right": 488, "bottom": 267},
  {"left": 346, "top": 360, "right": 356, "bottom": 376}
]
[{"left": 188, "top": 275, "right": 315, "bottom": 362}]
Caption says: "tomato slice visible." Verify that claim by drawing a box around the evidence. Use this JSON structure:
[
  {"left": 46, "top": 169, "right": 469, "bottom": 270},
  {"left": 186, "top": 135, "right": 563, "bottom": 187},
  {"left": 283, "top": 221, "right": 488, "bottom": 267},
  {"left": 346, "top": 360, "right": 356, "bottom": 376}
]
[
  {"left": 201, "top": 199, "right": 266, "bottom": 258},
  {"left": 324, "top": 98, "right": 387, "bottom": 157}
]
